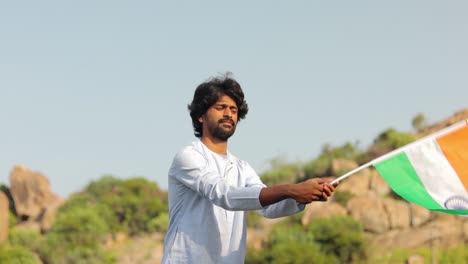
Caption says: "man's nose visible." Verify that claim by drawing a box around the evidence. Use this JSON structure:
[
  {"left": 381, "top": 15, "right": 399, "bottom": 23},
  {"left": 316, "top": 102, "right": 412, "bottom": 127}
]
[{"left": 223, "top": 108, "right": 233, "bottom": 117}]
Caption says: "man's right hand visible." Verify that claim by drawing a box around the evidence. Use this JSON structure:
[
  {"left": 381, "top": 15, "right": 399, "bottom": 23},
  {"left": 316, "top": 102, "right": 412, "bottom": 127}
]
[{"left": 290, "top": 178, "right": 338, "bottom": 204}]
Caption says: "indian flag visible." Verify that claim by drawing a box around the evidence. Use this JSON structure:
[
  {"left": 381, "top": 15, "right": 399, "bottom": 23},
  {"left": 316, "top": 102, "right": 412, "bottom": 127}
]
[{"left": 333, "top": 119, "right": 468, "bottom": 215}]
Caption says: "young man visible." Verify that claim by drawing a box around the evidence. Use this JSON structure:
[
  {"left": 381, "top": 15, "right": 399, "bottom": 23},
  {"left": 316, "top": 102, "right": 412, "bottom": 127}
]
[{"left": 162, "top": 74, "right": 338, "bottom": 263}]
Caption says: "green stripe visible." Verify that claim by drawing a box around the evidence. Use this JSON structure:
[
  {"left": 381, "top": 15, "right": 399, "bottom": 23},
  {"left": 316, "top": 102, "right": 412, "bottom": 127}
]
[{"left": 374, "top": 152, "right": 444, "bottom": 211}]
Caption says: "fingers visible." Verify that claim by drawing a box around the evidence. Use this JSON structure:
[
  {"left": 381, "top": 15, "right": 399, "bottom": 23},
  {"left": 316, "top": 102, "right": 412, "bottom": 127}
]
[
  {"left": 295, "top": 178, "right": 339, "bottom": 204},
  {"left": 322, "top": 183, "right": 334, "bottom": 196}
]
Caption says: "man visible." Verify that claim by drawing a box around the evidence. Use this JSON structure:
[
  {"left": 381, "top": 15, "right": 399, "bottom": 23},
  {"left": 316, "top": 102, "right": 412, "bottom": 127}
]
[{"left": 162, "top": 74, "right": 338, "bottom": 263}]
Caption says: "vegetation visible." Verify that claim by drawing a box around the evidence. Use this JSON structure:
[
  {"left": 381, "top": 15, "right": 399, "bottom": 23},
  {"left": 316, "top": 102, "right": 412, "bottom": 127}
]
[
  {"left": 370, "top": 244, "right": 468, "bottom": 264},
  {"left": 411, "top": 113, "right": 427, "bottom": 132},
  {"left": 246, "top": 216, "right": 367, "bottom": 264},
  {"left": 367, "top": 129, "right": 416, "bottom": 159},
  {"left": 333, "top": 190, "right": 354, "bottom": 207},
  {"left": 0, "top": 244, "right": 38, "bottom": 264},
  {"left": 1, "top": 113, "right": 466, "bottom": 263}
]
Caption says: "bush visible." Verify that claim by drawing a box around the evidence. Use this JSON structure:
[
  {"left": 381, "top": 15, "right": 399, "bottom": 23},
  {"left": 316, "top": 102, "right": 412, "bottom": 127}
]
[
  {"left": 333, "top": 190, "right": 354, "bottom": 207},
  {"left": 303, "top": 142, "right": 364, "bottom": 179},
  {"left": 82, "top": 176, "right": 168, "bottom": 235},
  {"left": 308, "top": 216, "right": 367, "bottom": 263},
  {"left": 8, "top": 227, "right": 42, "bottom": 253},
  {"left": 246, "top": 222, "right": 334, "bottom": 264},
  {"left": 439, "top": 245, "right": 468, "bottom": 263},
  {"left": 368, "top": 129, "right": 416, "bottom": 158},
  {"left": 0, "top": 245, "right": 39, "bottom": 264},
  {"left": 146, "top": 212, "right": 169, "bottom": 233},
  {"left": 374, "top": 244, "right": 468, "bottom": 264},
  {"left": 260, "top": 157, "right": 302, "bottom": 186},
  {"left": 59, "top": 192, "right": 120, "bottom": 233},
  {"left": 268, "top": 242, "right": 332, "bottom": 264},
  {"left": 41, "top": 206, "right": 111, "bottom": 264},
  {"left": 61, "top": 175, "right": 168, "bottom": 235},
  {"left": 9, "top": 211, "right": 17, "bottom": 227},
  {"left": 260, "top": 169, "right": 298, "bottom": 186},
  {"left": 246, "top": 211, "right": 263, "bottom": 228}
]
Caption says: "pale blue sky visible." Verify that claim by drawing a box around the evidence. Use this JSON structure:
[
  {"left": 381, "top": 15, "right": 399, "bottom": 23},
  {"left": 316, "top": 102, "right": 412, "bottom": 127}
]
[{"left": 1, "top": 1, "right": 467, "bottom": 198}]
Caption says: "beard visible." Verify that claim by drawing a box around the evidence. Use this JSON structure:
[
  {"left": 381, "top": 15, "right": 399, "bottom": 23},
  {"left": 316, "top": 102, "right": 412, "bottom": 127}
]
[{"left": 210, "top": 119, "right": 236, "bottom": 141}]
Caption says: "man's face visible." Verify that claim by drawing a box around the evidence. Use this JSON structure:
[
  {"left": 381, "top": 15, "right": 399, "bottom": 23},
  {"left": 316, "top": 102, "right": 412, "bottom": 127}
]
[{"left": 199, "top": 95, "right": 238, "bottom": 141}]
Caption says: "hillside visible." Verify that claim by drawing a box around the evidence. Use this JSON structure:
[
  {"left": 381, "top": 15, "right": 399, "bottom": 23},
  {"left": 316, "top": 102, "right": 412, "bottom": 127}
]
[{"left": 1, "top": 109, "right": 467, "bottom": 263}]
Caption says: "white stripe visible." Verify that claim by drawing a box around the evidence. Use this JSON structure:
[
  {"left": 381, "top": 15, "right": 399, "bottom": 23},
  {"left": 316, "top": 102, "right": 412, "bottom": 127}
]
[{"left": 405, "top": 137, "right": 468, "bottom": 209}]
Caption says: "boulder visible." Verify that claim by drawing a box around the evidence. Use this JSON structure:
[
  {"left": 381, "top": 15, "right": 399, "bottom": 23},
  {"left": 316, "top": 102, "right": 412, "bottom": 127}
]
[
  {"left": 9, "top": 165, "right": 58, "bottom": 220},
  {"left": 9, "top": 165, "right": 63, "bottom": 231},
  {"left": 0, "top": 192, "right": 9, "bottom": 242},
  {"left": 382, "top": 198, "right": 410, "bottom": 230},
  {"left": 372, "top": 228, "right": 434, "bottom": 249},
  {"left": 369, "top": 170, "right": 390, "bottom": 196},
  {"left": 337, "top": 168, "right": 372, "bottom": 197},
  {"left": 40, "top": 193, "right": 65, "bottom": 232},
  {"left": 330, "top": 159, "right": 358, "bottom": 176},
  {"left": 347, "top": 196, "right": 389, "bottom": 233},
  {"left": 409, "top": 204, "right": 431, "bottom": 227},
  {"left": 301, "top": 201, "right": 347, "bottom": 225}
]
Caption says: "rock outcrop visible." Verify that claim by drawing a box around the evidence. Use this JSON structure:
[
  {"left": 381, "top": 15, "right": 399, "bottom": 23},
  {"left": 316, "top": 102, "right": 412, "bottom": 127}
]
[
  {"left": 9, "top": 165, "right": 64, "bottom": 232},
  {"left": 0, "top": 192, "right": 9, "bottom": 242}
]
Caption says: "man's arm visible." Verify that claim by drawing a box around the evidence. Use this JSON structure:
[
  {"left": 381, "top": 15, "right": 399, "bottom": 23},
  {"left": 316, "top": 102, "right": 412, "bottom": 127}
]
[{"left": 259, "top": 178, "right": 337, "bottom": 207}]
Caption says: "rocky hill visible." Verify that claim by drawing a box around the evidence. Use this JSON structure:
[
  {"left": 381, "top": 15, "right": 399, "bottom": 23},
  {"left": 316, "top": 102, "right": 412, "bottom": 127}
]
[{"left": 1, "top": 109, "right": 467, "bottom": 263}]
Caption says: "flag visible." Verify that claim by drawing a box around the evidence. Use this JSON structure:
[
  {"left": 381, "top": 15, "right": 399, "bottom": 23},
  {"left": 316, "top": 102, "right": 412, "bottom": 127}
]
[{"left": 333, "top": 119, "right": 468, "bottom": 215}]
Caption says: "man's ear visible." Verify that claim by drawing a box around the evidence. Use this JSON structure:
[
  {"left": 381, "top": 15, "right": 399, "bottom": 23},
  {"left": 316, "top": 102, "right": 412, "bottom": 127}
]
[{"left": 198, "top": 116, "right": 203, "bottom": 123}]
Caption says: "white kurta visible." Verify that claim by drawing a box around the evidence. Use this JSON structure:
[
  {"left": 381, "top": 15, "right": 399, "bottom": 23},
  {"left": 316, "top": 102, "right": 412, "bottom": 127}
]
[{"left": 162, "top": 141, "right": 304, "bottom": 264}]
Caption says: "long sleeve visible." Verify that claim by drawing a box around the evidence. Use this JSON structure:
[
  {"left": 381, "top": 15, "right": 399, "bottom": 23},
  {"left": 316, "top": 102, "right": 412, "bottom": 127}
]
[
  {"left": 240, "top": 162, "right": 305, "bottom": 218},
  {"left": 170, "top": 147, "right": 264, "bottom": 211}
]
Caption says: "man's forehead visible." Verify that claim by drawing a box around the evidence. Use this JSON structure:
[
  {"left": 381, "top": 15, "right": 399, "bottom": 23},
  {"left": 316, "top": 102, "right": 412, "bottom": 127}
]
[{"left": 215, "top": 95, "right": 237, "bottom": 106}]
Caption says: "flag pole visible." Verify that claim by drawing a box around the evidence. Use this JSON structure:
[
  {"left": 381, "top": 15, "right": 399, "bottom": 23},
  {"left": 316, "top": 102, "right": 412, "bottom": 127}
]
[{"left": 330, "top": 162, "right": 372, "bottom": 185}]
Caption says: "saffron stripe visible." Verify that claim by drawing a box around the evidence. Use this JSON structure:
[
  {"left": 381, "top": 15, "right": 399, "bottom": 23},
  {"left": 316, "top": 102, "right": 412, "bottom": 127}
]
[
  {"left": 436, "top": 123, "right": 468, "bottom": 192},
  {"left": 404, "top": 137, "right": 467, "bottom": 212}
]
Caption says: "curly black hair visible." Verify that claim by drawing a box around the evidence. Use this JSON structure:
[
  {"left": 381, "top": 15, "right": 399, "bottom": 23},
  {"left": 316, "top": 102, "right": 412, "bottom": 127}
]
[{"left": 188, "top": 74, "right": 249, "bottom": 138}]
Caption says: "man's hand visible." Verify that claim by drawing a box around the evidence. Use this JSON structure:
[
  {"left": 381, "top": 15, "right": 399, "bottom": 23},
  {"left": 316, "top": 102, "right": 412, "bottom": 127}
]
[
  {"left": 259, "top": 178, "right": 339, "bottom": 207},
  {"left": 290, "top": 178, "right": 338, "bottom": 204}
]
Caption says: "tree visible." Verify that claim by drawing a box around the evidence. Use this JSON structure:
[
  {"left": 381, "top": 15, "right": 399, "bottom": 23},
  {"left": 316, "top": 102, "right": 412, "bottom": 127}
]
[{"left": 412, "top": 113, "right": 427, "bottom": 132}]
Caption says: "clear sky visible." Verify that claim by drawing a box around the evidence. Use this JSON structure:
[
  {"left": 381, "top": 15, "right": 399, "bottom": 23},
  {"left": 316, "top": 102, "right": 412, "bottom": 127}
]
[{"left": 1, "top": 1, "right": 467, "bottom": 198}]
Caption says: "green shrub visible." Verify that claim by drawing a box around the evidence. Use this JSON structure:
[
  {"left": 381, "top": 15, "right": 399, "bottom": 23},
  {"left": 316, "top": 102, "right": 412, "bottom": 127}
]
[
  {"left": 245, "top": 248, "right": 268, "bottom": 264},
  {"left": 81, "top": 176, "right": 168, "bottom": 235},
  {"left": 41, "top": 206, "right": 111, "bottom": 264},
  {"left": 9, "top": 211, "right": 17, "bottom": 227},
  {"left": 246, "top": 222, "right": 335, "bottom": 264},
  {"left": 61, "top": 175, "right": 168, "bottom": 235},
  {"left": 59, "top": 192, "right": 121, "bottom": 233},
  {"left": 8, "top": 227, "right": 42, "bottom": 253},
  {"left": 246, "top": 210, "right": 263, "bottom": 228},
  {"left": 368, "top": 129, "right": 416, "bottom": 159},
  {"left": 303, "top": 142, "right": 364, "bottom": 179},
  {"left": 308, "top": 216, "right": 367, "bottom": 263},
  {"left": 50, "top": 246, "right": 116, "bottom": 264},
  {"left": 0, "top": 245, "right": 39, "bottom": 264},
  {"left": 438, "top": 244, "right": 468, "bottom": 264},
  {"left": 260, "top": 159, "right": 302, "bottom": 186},
  {"left": 268, "top": 242, "right": 333, "bottom": 264},
  {"left": 303, "top": 156, "right": 331, "bottom": 179},
  {"left": 260, "top": 169, "right": 298, "bottom": 186},
  {"left": 267, "top": 223, "right": 315, "bottom": 246},
  {"left": 333, "top": 190, "right": 354, "bottom": 207},
  {"left": 146, "top": 212, "right": 169, "bottom": 233},
  {"left": 47, "top": 206, "right": 109, "bottom": 247}
]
